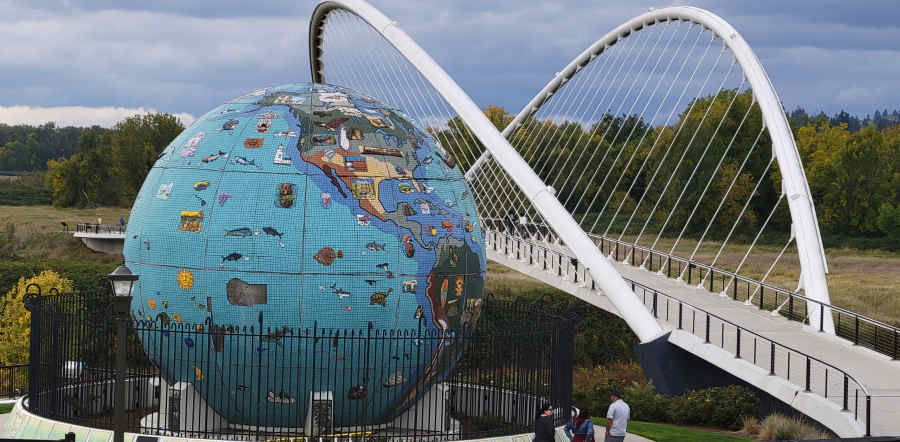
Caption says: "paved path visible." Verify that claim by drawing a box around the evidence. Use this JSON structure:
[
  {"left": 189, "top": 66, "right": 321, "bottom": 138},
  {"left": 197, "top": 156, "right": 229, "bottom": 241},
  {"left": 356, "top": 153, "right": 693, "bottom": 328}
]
[{"left": 486, "top": 230, "right": 900, "bottom": 437}]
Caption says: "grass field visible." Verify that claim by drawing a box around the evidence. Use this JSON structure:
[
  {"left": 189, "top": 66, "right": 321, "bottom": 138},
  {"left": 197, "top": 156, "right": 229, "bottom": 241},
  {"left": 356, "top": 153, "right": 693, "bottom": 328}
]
[
  {"left": 0, "top": 402, "right": 13, "bottom": 414},
  {"left": 627, "top": 421, "right": 751, "bottom": 442},
  {"left": 0, "top": 205, "right": 897, "bottom": 326}
]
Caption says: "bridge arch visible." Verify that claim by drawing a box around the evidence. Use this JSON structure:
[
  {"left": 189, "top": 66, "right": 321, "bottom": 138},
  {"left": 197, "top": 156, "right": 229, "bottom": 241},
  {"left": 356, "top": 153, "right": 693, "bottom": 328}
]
[
  {"left": 308, "top": 0, "right": 664, "bottom": 341},
  {"left": 468, "top": 7, "right": 834, "bottom": 333}
]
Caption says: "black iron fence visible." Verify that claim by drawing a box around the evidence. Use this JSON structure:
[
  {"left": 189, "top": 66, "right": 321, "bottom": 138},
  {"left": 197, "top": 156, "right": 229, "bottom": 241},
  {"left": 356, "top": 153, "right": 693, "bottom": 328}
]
[
  {"left": 0, "top": 363, "right": 28, "bottom": 399},
  {"left": 22, "top": 288, "right": 576, "bottom": 441}
]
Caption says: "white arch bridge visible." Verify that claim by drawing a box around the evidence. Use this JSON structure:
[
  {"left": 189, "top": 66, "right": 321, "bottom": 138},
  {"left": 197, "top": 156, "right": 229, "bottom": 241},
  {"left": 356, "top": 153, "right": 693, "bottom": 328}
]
[{"left": 308, "top": 1, "right": 900, "bottom": 437}]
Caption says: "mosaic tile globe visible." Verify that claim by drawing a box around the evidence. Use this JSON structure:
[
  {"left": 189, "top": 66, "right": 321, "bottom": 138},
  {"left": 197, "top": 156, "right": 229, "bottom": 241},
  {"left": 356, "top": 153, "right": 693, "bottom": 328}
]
[{"left": 123, "top": 83, "right": 486, "bottom": 427}]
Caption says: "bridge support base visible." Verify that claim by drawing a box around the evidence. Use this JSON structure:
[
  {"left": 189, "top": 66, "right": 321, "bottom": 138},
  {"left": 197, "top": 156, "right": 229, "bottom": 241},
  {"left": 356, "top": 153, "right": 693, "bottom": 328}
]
[{"left": 635, "top": 332, "right": 810, "bottom": 422}]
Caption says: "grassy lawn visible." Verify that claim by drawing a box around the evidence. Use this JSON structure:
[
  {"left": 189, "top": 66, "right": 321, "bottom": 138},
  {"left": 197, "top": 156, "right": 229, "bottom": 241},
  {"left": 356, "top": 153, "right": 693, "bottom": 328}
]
[
  {"left": 0, "top": 402, "right": 14, "bottom": 414},
  {"left": 627, "top": 421, "right": 750, "bottom": 442}
]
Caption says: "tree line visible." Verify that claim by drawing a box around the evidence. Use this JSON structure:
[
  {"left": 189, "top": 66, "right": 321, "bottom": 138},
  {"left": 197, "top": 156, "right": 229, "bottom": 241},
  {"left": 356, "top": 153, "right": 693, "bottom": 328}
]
[
  {"left": 44, "top": 114, "right": 183, "bottom": 207},
  {"left": 5, "top": 98, "right": 899, "bottom": 247},
  {"left": 435, "top": 93, "right": 900, "bottom": 248},
  {"left": 0, "top": 123, "right": 91, "bottom": 171}
]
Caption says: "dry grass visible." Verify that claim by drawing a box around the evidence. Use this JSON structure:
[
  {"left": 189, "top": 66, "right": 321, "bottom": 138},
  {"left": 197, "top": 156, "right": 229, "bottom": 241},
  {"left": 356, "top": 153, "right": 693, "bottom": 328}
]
[
  {"left": 492, "top": 231, "right": 900, "bottom": 326},
  {"left": 752, "top": 413, "right": 832, "bottom": 440},
  {"left": 0, "top": 205, "right": 130, "bottom": 262},
  {"left": 1, "top": 205, "right": 897, "bottom": 325}
]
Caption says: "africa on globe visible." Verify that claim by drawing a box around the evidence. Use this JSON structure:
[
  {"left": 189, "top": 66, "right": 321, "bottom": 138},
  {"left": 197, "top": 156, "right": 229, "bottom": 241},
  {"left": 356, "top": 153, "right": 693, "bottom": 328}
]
[{"left": 123, "top": 83, "right": 486, "bottom": 426}]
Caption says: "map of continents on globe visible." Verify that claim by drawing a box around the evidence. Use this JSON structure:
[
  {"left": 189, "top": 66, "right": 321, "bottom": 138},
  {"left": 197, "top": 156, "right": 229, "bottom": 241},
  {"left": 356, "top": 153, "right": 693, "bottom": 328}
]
[{"left": 123, "top": 83, "right": 486, "bottom": 426}]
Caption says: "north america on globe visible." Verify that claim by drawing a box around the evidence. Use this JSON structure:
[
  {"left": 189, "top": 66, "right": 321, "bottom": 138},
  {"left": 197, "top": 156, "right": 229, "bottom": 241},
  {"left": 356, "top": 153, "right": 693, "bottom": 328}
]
[{"left": 122, "top": 83, "right": 486, "bottom": 426}]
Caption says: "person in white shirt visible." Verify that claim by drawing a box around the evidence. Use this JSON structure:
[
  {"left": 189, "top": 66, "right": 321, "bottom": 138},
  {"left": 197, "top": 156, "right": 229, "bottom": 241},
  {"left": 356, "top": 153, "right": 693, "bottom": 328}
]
[{"left": 605, "top": 389, "right": 630, "bottom": 442}]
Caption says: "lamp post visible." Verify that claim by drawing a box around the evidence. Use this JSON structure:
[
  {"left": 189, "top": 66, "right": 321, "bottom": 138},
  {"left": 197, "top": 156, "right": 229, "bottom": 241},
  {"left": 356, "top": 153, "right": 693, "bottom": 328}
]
[{"left": 106, "top": 265, "right": 137, "bottom": 442}]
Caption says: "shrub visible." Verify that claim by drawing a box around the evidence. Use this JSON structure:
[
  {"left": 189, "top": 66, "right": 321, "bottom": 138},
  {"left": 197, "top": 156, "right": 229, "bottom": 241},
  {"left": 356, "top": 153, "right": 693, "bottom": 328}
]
[
  {"left": 0, "top": 271, "right": 73, "bottom": 364},
  {"left": 668, "top": 385, "right": 758, "bottom": 430},
  {"left": 623, "top": 380, "right": 669, "bottom": 422}
]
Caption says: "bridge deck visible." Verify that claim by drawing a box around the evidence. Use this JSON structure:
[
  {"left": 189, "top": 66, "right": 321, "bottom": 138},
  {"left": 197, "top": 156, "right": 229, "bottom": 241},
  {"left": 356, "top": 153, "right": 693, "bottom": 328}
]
[{"left": 485, "top": 229, "right": 900, "bottom": 437}]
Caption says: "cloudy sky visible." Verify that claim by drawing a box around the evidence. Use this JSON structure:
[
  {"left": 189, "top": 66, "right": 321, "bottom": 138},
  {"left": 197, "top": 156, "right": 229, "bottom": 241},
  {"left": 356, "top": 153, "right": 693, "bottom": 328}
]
[{"left": 1, "top": 0, "right": 898, "bottom": 127}]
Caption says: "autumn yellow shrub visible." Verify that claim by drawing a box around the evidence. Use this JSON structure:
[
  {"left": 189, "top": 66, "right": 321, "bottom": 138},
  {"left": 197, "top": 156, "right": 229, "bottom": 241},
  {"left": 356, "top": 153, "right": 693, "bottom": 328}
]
[{"left": 0, "top": 270, "right": 73, "bottom": 365}]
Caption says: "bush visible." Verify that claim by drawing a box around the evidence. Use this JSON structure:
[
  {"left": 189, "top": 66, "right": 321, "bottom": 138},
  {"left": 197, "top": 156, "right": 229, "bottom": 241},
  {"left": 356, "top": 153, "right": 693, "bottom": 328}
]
[
  {"left": 668, "top": 385, "right": 758, "bottom": 430},
  {"left": 572, "top": 363, "right": 758, "bottom": 431},
  {"left": 623, "top": 381, "right": 669, "bottom": 422}
]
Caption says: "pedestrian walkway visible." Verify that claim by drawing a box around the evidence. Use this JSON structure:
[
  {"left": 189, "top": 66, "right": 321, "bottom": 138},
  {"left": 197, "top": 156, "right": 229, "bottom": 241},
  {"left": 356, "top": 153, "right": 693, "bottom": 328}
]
[{"left": 486, "top": 229, "right": 900, "bottom": 437}]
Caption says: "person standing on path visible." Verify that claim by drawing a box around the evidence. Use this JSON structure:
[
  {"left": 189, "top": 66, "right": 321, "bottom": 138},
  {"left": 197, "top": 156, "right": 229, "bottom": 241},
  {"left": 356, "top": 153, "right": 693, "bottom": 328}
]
[
  {"left": 534, "top": 402, "right": 556, "bottom": 442},
  {"left": 605, "top": 390, "right": 630, "bottom": 442},
  {"left": 565, "top": 409, "right": 595, "bottom": 441}
]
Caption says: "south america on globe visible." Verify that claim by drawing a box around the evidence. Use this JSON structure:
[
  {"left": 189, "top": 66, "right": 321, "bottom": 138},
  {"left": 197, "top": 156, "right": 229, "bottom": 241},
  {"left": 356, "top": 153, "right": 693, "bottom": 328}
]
[{"left": 123, "top": 83, "right": 486, "bottom": 427}]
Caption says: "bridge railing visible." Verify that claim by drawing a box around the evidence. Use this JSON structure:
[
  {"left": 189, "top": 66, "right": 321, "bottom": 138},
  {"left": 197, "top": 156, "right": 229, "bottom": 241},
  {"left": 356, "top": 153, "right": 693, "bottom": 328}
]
[
  {"left": 484, "top": 228, "right": 874, "bottom": 436},
  {"left": 588, "top": 234, "right": 900, "bottom": 361},
  {"left": 481, "top": 219, "right": 899, "bottom": 361},
  {"left": 73, "top": 223, "right": 126, "bottom": 235}
]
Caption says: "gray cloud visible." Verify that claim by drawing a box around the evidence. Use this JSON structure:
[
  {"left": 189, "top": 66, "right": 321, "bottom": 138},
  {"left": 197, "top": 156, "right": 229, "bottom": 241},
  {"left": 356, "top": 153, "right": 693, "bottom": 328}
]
[{"left": 1, "top": 1, "right": 898, "bottom": 125}]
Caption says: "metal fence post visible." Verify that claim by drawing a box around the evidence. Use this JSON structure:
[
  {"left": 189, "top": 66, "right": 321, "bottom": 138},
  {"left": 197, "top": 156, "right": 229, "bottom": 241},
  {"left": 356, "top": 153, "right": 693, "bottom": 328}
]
[
  {"left": 854, "top": 316, "right": 859, "bottom": 345},
  {"left": 112, "top": 295, "right": 133, "bottom": 442},
  {"left": 678, "top": 303, "right": 683, "bottom": 330},
  {"left": 769, "top": 342, "right": 775, "bottom": 375},
  {"left": 705, "top": 314, "right": 710, "bottom": 344},
  {"left": 842, "top": 375, "right": 849, "bottom": 411},
  {"left": 805, "top": 357, "right": 811, "bottom": 392},
  {"left": 652, "top": 292, "right": 658, "bottom": 319},
  {"left": 735, "top": 328, "right": 741, "bottom": 359},
  {"left": 819, "top": 305, "right": 824, "bottom": 332},
  {"left": 22, "top": 285, "right": 42, "bottom": 410},
  {"left": 866, "top": 396, "right": 871, "bottom": 437}
]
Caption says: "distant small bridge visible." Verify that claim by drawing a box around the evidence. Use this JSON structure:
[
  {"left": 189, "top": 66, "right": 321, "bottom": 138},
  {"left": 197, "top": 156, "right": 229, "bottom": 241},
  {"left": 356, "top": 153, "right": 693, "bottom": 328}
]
[{"left": 69, "top": 223, "right": 125, "bottom": 254}]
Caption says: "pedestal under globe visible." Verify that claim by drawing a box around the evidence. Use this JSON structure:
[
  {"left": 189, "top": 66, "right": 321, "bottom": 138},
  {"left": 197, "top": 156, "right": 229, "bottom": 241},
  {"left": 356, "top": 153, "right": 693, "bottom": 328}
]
[{"left": 123, "top": 83, "right": 486, "bottom": 427}]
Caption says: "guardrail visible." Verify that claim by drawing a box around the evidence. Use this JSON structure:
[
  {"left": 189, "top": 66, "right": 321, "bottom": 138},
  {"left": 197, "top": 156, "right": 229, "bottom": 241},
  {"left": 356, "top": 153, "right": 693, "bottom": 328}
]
[
  {"left": 72, "top": 223, "right": 126, "bottom": 235},
  {"left": 480, "top": 218, "right": 899, "bottom": 361},
  {"left": 589, "top": 233, "right": 900, "bottom": 361},
  {"left": 485, "top": 228, "right": 874, "bottom": 436}
]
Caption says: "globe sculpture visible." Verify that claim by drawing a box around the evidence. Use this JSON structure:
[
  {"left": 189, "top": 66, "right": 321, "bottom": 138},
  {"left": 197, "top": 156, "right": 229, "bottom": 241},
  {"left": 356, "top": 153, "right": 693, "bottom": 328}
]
[{"left": 123, "top": 83, "right": 486, "bottom": 427}]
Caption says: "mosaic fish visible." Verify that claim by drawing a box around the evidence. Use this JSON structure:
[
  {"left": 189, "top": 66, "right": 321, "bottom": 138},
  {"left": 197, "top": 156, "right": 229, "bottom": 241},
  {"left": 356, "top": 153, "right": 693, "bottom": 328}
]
[
  {"left": 233, "top": 156, "right": 261, "bottom": 168},
  {"left": 414, "top": 305, "right": 424, "bottom": 319},
  {"left": 366, "top": 241, "right": 385, "bottom": 251},
  {"left": 364, "top": 279, "right": 377, "bottom": 286},
  {"left": 263, "top": 226, "right": 285, "bottom": 247},
  {"left": 331, "top": 284, "right": 351, "bottom": 299},
  {"left": 225, "top": 227, "right": 252, "bottom": 237},
  {"left": 222, "top": 252, "right": 242, "bottom": 264},
  {"left": 202, "top": 151, "right": 229, "bottom": 163},
  {"left": 369, "top": 288, "right": 392, "bottom": 307},
  {"left": 221, "top": 119, "right": 239, "bottom": 131},
  {"left": 193, "top": 181, "right": 210, "bottom": 191},
  {"left": 376, "top": 263, "right": 390, "bottom": 271},
  {"left": 218, "top": 193, "right": 232, "bottom": 206}
]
